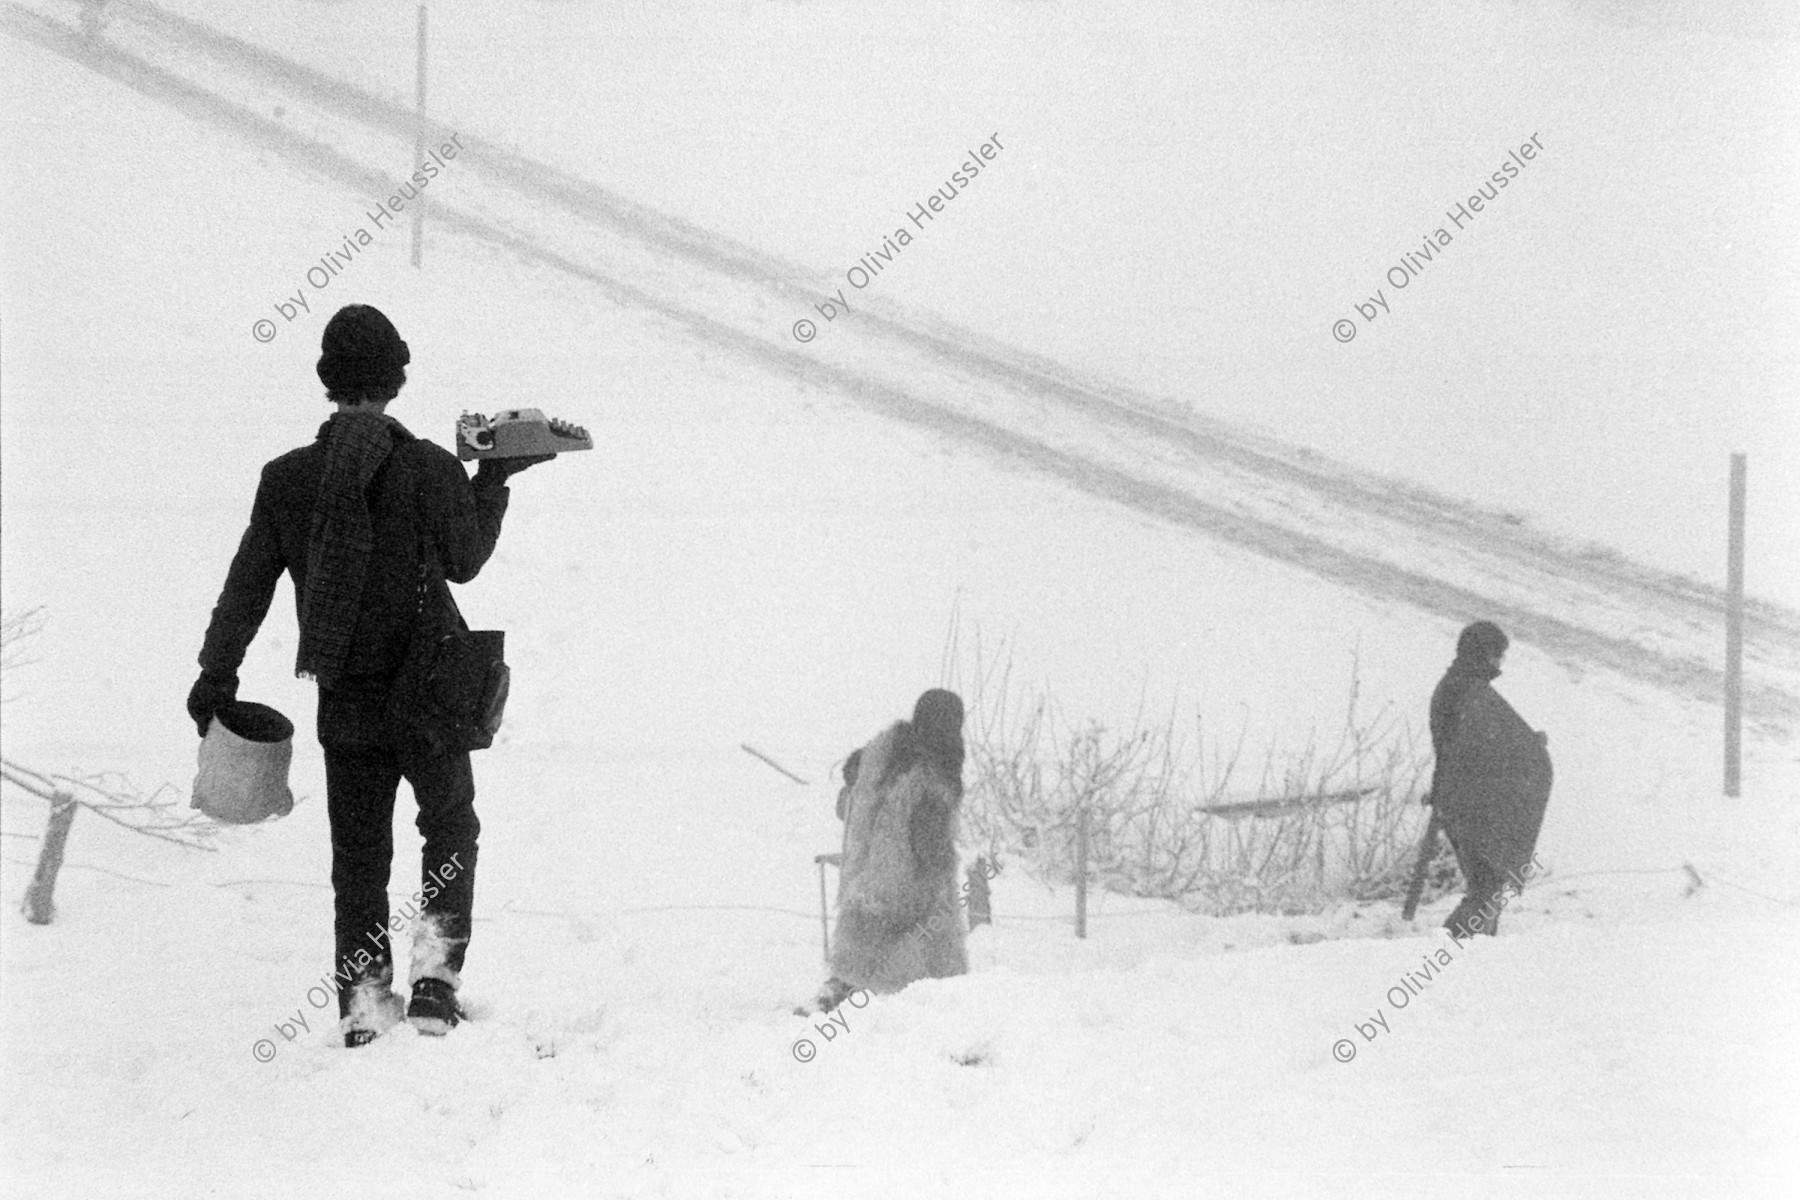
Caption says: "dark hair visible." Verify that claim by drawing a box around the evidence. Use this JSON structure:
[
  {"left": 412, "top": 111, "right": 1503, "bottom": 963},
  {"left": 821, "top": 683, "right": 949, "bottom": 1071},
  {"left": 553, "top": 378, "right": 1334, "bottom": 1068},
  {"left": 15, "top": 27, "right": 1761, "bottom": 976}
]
[
  {"left": 1456, "top": 620, "right": 1509, "bottom": 662},
  {"left": 327, "top": 386, "right": 400, "bottom": 407},
  {"left": 878, "top": 688, "right": 966, "bottom": 797}
]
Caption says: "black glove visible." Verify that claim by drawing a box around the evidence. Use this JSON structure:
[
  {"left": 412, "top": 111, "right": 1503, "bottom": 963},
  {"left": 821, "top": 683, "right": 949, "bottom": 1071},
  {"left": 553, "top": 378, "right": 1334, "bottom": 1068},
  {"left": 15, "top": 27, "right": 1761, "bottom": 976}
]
[
  {"left": 186, "top": 671, "right": 238, "bottom": 737},
  {"left": 473, "top": 453, "right": 556, "bottom": 489}
]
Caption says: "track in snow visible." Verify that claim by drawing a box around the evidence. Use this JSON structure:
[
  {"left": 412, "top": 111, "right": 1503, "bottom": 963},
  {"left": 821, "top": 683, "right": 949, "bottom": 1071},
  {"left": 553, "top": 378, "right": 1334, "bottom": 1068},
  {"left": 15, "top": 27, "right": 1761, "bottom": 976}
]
[{"left": 8, "top": 0, "right": 1797, "bottom": 732}]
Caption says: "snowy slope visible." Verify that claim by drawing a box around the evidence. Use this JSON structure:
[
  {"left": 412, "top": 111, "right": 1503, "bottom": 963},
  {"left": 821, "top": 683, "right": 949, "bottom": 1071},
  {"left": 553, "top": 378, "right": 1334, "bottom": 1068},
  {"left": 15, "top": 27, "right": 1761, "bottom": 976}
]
[
  {"left": 133, "top": 0, "right": 1800, "bottom": 606},
  {"left": 3, "top": 2, "right": 1798, "bottom": 1198},
  {"left": 15, "top": 0, "right": 1796, "bottom": 731}
]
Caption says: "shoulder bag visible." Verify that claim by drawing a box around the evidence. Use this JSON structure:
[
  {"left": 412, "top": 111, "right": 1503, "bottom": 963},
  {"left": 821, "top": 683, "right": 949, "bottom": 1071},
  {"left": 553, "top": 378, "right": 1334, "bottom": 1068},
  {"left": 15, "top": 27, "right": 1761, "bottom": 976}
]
[{"left": 385, "top": 470, "right": 511, "bottom": 756}]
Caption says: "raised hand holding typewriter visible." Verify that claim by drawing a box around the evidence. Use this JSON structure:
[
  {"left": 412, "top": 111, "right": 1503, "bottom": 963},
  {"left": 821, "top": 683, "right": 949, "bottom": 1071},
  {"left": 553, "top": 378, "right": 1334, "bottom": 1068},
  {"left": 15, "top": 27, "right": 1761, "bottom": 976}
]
[{"left": 473, "top": 452, "right": 555, "bottom": 488}]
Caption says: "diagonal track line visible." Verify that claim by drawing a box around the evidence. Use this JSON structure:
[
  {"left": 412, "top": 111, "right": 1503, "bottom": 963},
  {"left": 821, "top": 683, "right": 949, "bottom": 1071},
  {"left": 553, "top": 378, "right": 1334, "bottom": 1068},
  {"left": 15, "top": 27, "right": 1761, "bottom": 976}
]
[
  {"left": 104, "top": 0, "right": 1800, "bottom": 662},
  {"left": 7, "top": 1, "right": 1795, "bottom": 732}
]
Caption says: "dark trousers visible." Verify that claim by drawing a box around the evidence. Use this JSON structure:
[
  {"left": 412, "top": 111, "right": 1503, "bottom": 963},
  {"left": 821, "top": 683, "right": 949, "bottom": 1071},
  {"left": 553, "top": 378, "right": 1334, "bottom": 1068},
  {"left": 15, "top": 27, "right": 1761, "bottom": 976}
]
[
  {"left": 1444, "top": 829, "right": 1505, "bottom": 937},
  {"left": 322, "top": 739, "right": 479, "bottom": 1014}
]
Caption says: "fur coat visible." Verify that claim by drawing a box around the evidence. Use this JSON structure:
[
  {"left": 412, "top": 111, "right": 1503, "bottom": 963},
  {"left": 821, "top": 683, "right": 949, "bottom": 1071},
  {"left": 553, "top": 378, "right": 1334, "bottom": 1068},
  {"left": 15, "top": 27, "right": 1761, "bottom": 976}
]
[{"left": 829, "top": 721, "right": 968, "bottom": 992}]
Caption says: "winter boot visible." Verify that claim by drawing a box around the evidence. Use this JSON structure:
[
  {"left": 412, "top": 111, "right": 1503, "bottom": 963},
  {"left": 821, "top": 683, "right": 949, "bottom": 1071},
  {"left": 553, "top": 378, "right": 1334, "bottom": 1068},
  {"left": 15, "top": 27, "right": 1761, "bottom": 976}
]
[
  {"left": 407, "top": 977, "right": 465, "bottom": 1036},
  {"left": 812, "top": 977, "right": 856, "bottom": 1014},
  {"left": 340, "top": 973, "right": 405, "bottom": 1048}
]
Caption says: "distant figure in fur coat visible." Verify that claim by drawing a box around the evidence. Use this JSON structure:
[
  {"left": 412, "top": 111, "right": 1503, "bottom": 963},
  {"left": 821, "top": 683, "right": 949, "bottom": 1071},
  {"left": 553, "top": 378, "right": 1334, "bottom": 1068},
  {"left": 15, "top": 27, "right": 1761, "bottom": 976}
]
[{"left": 814, "top": 689, "right": 968, "bottom": 1012}]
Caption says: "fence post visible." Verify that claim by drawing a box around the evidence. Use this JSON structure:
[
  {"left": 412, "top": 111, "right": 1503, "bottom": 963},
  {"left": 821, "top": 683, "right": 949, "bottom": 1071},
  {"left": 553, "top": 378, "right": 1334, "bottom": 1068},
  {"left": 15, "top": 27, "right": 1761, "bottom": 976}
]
[
  {"left": 21, "top": 792, "right": 77, "bottom": 924},
  {"left": 411, "top": 5, "right": 427, "bottom": 268},
  {"left": 817, "top": 859, "right": 830, "bottom": 960},
  {"left": 1725, "top": 453, "right": 1745, "bottom": 797},
  {"left": 965, "top": 855, "right": 992, "bottom": 928},
  {"left": 1074, "top": 804, "right": 1089, "bottom": 939},
  {"left": 812, "top": 852, "right": 840, "bottom": 962}
]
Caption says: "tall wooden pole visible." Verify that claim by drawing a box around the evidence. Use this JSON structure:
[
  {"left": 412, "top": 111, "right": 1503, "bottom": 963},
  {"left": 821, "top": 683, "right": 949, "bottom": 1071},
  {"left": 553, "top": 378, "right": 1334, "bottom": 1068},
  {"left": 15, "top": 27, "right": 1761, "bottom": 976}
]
[
  {"left": 411, "top": 6, "right": 427, "bottom": 268},
  {"left": 1724, "top": 453, "right": 1746, "bottom": 797}
]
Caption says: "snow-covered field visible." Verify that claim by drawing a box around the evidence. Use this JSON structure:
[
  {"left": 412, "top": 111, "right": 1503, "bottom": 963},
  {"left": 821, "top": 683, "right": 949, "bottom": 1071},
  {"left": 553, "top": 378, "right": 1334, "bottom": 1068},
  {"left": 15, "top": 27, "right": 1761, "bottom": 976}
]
[{"left": 3, "top": 1, "right": 1797, "bottom": 1197}]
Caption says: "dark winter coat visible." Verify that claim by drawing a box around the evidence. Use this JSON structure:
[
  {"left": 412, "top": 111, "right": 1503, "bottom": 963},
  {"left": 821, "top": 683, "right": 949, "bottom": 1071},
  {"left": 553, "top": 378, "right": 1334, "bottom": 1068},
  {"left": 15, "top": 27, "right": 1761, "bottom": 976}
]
[
  {"left": 1430, "top": 680, "right": 1553, "bottom": 884},
  {"left": 197, "top": 414, "right": 508, "bottom": 744},
  {"left": 1428, "top": 655, "right": 1499, "bottom": 769}
]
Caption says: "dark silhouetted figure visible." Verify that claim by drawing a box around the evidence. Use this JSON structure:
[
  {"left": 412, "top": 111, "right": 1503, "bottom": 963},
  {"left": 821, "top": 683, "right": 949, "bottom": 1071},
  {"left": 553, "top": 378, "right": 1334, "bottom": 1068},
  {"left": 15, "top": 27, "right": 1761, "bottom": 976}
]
[
  {"left": 189, "top": 305, "right": 549, "bottom": 1045},
  {"left": 1426, "top": 621, "right": 1552, "bottom": 939}
]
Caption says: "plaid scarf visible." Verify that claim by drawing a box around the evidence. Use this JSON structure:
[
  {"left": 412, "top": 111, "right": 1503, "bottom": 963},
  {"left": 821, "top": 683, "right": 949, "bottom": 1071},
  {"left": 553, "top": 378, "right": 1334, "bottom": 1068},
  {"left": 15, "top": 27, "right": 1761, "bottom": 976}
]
[{"left": 296, "top": 412, "right": 396, "bottom": 686}]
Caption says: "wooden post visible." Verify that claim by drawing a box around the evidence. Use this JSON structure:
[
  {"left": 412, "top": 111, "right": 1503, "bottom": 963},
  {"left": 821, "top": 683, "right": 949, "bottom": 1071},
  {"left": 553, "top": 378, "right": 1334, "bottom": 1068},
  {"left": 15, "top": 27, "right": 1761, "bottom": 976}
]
[
  {"left": 1074, "top": 805, "right": 1088, "bottom": 939},
  {"left": 817, "top": 859, "right": 830, "bottom": 960},
  {"left": 21, "top": 792, "right": 77, "bottom": 924},
  {"left": 813, "top": 852, "right": 840, "bottom": 962},
  {"left": 411, "top": 6, "right": 427, "bottom": 268},
  {"left": 965, "top": 856, "right": 992, "bottom": 928},
  {"left": 1724, "top": 453, "right": 1746, "bottom": 797}
]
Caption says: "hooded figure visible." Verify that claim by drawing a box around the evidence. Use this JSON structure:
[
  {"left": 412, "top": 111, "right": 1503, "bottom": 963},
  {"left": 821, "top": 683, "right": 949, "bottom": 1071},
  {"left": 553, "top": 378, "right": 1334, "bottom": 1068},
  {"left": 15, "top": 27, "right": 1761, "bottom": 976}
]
[
  {"left": 1427, "top": 621, "right": 1552, "bottom": 938},
  {"left": 814, "top": 689, "right": 969, "bottom": 1012}
]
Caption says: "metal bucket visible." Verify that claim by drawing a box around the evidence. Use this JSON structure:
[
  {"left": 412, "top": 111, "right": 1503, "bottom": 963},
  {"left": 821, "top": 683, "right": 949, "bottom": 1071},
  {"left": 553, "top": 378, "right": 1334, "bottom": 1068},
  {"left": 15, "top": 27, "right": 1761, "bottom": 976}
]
[{"left": 192, "top": 700, "right": 296, "bottom": 824}]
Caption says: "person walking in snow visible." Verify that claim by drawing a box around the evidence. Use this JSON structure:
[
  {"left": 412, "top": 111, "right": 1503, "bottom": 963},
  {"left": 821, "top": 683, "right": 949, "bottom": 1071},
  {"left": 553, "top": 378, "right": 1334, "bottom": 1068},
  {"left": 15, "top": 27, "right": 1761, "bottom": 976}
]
[
  {"left": 187, "top": 304, "right": 548, "bottom": 1046},
  {"left": 1424, "top": 620, "right": 1553, "bottom": 939},
  {"left": 812, "top": 689, "right": 969, "bottom": 1013}
]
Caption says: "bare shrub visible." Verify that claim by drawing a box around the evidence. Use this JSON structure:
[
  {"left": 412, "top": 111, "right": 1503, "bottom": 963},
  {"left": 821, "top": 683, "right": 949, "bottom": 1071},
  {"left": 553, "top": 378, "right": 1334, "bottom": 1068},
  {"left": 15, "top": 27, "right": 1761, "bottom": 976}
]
[
  {"left": 1, "top": 606, "right": 48, "bottom": 704},
  {"left": 945, "top": 627, "right": 1456, "bottom": 916},
  {"left": 1, "top": 607, "right": 218, "bottom": 852},
  {"left": 2, "top": 760, "right": 219, "bottom": 851}
]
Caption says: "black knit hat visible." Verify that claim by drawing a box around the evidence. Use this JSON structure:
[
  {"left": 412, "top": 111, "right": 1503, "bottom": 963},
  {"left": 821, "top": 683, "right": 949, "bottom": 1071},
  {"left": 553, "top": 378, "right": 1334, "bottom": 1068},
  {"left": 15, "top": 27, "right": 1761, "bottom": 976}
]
[
  {"left": 1456, "top": 620, "right": 1509, "bottom": 662},
  {"left": 317, "top": 304, "right": 409, "bottom": 401}
]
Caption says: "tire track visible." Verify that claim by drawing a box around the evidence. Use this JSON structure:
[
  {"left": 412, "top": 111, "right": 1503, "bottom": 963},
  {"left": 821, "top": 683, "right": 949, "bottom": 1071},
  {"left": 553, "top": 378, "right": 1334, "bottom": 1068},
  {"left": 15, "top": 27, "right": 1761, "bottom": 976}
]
[
  {"left": 105, "top": 0, "right": 1800, "bottom": 671},
  {"left": 8, "top": 1, "right": 1795, "bottom": 732}
]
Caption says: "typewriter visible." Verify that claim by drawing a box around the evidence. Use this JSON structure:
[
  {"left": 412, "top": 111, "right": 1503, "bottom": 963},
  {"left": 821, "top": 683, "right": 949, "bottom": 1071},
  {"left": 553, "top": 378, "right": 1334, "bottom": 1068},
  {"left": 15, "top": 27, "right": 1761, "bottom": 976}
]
[{"left": 456, "top": 408, "right": 593, "bottom": 461}]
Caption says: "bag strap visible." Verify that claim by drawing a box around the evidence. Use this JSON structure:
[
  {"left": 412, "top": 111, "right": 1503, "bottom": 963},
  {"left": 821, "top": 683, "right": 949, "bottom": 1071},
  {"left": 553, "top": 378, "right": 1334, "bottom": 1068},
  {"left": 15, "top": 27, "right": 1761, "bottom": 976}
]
[{"left": 407, "top": 451, "right": 471, "bottom": 635}]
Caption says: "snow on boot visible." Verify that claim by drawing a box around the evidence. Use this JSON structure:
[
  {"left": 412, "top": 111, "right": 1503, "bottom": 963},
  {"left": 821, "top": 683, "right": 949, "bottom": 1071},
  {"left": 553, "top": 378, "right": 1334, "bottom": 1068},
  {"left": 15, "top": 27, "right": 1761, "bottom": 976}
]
[
  {"left": 340, "top": 978, "right": 404, "bottom": 1048},
  {"left": 804, "top": 977, "right": 856, "bottom": 1016},
  {"left": 407, "top": 913, "right": 468, "bottom": 1035},
  {"left": 407, "top": 977, "right": 465, "bottom": 1036}
]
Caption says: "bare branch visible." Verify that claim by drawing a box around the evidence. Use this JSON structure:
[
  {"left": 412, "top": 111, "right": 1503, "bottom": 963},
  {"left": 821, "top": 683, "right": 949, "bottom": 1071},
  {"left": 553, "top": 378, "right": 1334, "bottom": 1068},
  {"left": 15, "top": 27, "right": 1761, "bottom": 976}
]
[
  {"left": 953, "top": 621, "right": 1438, "bottom": 915},
  {"left": 2, "top": 758, "right": 219, "bottom": 852}
]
